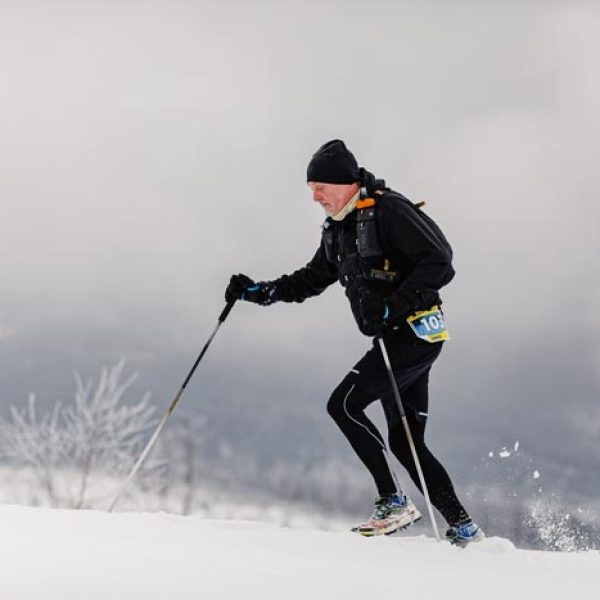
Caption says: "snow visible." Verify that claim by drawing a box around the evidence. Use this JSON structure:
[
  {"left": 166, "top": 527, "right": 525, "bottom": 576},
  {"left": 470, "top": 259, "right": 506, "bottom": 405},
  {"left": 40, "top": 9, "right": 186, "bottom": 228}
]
[{"left": 2, "top": 505, "right": 598, "bottom": 599}]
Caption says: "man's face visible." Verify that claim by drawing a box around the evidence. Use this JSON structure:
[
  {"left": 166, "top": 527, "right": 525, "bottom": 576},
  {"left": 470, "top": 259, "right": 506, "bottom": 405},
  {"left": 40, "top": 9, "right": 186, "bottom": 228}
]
[{"left": 308, "top": 181, "right": 359, "bottom": 216}]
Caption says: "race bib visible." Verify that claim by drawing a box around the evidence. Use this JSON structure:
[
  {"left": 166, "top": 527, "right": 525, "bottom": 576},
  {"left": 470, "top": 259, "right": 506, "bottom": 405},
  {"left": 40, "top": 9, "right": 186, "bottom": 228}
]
[{"left": 406, "top": 305, "right": 449, "bottom": 343}]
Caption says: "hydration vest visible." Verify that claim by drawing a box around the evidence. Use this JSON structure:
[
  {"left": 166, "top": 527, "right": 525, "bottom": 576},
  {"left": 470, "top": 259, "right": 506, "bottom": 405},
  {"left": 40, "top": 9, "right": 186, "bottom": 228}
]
[
  {"left": 321, "top": 187, "right": 380, "bottom": 250},
  {"left": 321, "top": 187, "right": 399, "bottom": 285},
  {"left": 321, "top": 187, "right": 450, "bottom": 287}
]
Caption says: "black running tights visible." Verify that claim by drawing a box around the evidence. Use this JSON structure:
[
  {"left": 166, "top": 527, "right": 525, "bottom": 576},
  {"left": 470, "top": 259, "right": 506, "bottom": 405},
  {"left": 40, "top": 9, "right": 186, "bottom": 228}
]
[{"left": 326, "top": 337, "right": 470, "bottom": 527}]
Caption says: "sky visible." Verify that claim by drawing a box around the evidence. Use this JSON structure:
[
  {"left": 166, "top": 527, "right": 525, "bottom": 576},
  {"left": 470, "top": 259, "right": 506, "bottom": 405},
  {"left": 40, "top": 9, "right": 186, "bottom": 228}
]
[{"left": 1, "top": 0, "right": 599, "bottom": 503}]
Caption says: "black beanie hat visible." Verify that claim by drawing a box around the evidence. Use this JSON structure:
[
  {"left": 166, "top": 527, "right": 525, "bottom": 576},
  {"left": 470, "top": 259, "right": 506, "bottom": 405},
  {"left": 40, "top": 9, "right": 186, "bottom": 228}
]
[{"left": 306, "top": 139, "right": 360, "bottom": 184}]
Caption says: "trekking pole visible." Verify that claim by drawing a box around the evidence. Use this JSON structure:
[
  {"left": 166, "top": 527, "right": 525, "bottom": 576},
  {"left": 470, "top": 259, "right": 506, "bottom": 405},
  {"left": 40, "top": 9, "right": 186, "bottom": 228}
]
[
  {"left": 108, "top": 300, "right": 237, "bottom": 512},
  {"left": 376, "top": 336, "right": 441, "bottom": 542}
]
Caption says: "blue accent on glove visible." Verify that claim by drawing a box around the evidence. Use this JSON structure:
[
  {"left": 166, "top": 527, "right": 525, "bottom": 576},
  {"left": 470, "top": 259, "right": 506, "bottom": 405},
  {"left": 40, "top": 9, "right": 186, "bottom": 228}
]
[
  {"left": 242, "top": 284, "right": 261, "bottom": 301},
  {"left": 383, "top": 303, "right": 390, "bottom": 322}
]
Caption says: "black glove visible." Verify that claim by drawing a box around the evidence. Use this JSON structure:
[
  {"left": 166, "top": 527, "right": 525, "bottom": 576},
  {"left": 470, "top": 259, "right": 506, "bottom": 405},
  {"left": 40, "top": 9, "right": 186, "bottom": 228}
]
[
  {"left": 358, "top": 289, "right": 390, "bottom": 337},
  {"left": 225, "top": 274, "right": 279, "bottom": 306},
  {"left": 225, "top": 273, "right": 253, "bottom": 303}
]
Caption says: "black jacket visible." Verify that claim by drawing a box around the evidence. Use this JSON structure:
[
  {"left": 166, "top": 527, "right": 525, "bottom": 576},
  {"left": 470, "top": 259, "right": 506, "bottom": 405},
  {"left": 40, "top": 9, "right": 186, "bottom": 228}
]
[{"left": 270, "top": 169, "right": 455, "bottom": 336}]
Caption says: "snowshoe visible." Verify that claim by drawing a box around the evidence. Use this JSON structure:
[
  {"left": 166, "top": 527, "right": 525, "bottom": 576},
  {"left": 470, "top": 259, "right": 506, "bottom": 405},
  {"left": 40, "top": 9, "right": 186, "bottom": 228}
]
[
  {"left": 352, "top": 494, "right": 422, "bottom": 537},
  {"left": 445, "top": 521, "right": 485, "bottom": 547}
]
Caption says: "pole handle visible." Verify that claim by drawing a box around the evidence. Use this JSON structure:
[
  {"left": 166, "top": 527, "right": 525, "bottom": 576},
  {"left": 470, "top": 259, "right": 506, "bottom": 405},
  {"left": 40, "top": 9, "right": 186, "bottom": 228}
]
[{"left": 219, "top": 300, "right": 236, "bottom": 323}]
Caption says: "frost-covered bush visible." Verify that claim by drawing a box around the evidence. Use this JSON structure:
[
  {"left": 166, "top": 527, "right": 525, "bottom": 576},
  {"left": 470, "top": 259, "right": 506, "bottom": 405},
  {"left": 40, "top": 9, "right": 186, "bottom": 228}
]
[{"left": 0, "top": 359, "right": 156, "bottom": 508}]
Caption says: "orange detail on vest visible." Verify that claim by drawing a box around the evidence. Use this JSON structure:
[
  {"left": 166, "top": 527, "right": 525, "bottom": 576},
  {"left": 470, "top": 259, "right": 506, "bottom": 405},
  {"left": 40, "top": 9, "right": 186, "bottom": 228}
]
[{"left": 356, "top": 198, "right": 375, "bottom": 209}]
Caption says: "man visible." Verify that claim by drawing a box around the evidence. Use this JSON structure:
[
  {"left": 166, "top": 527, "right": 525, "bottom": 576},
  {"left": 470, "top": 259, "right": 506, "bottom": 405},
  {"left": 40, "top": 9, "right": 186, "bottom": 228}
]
[{"left": 225, "top": 140, "right": 483, "bottom": 545}]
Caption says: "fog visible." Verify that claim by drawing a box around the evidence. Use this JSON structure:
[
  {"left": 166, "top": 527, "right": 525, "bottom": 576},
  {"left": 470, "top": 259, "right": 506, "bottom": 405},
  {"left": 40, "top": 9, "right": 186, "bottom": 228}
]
[{"left": 1, "top": 0, "right": 599, "bottom": 515}]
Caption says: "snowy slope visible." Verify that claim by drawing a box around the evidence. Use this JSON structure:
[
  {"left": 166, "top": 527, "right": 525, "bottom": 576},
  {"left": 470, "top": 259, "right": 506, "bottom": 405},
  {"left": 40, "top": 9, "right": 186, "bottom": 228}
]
[{"left": 2, "top": 504, "right": 597, "bottom": 600}]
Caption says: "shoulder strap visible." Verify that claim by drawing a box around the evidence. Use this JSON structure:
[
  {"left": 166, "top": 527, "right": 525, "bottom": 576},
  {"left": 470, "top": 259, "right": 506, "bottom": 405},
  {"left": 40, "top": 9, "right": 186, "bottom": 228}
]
[
  {"left": 356, "top": 190, "right": 382, "bottom": 259},
  {"left": 356, "top": 197, "right": 375, "bottom": 210}
]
